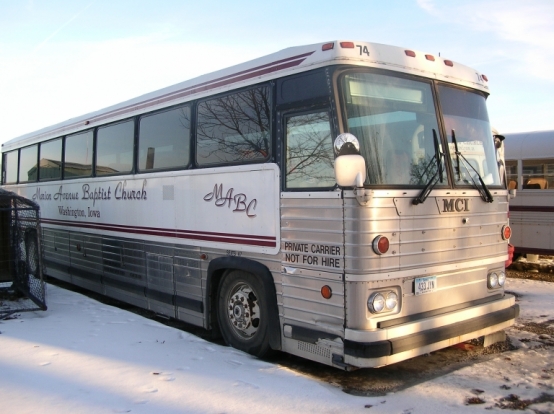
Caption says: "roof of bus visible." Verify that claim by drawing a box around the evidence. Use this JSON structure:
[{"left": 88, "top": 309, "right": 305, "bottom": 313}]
[
  {"left": 2, "top": 40, "right": 490, "bottom": 151},
  {"left": 504, "top": 130, "right": 554, "bottom": 161}
]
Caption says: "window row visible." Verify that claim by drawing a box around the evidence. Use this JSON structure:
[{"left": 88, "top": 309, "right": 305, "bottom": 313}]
[
  {"left": 506, "top": 159, "right": 554, "bottom": 190},
  {"left": 3, "top": 85, "right": 271, "bottom": 184}
]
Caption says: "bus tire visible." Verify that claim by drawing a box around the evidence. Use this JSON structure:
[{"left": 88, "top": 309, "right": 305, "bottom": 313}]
[{"left": 217, "top": 270, "right": 271, "bottom": 357}]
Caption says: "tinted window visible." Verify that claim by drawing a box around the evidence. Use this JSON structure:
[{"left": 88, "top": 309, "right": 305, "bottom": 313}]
[
  {"left": 522, "top": 159, "right": 554, "bottom": 190},
  {"left": 96, "top": 120, "right": 134, "bottom": 175},
  {"left": 5, "top": 150, "right": 19, "bottom": 184},
  {"left": 64, "top": 130, "right": 93, "bottom": 178},
  {"left": 286, "top": 111, "right": 335, "bottom": 188},
  {"left": 39, "top": 138, "right": 62, "bottom": 181},
  {"left": 138, "top": 106, "right": 190, "bottom": 171},
  {"left": 506, "top": 160, "right": 517, "bottom": 190},
  {"left": 438, "top": 84, "right": 500, "bottom": 187},
  {"left": 19, "top": 145, "right": 38, "bottom": 183},
  {"left": 343, "top": 72, "right": 442, "bottom": 186},
  {"left": 278, "top": 70, "right": 329, "bottom": 105},
  {"left": 196, "top": 86, "right": 271, "bottom": 166}
]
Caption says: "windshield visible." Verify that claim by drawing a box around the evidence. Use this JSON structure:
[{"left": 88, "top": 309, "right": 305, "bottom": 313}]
[
  {"left": 438, "top": 84, "right": 501, "bottom": 187},
  {"left": 342, "top": 72, "right": 444, "bottom": 186}
]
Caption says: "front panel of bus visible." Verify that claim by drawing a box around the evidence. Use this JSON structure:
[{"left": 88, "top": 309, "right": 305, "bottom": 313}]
[{"left": 279, "top": 65, "right": 517, "bottom": 368}]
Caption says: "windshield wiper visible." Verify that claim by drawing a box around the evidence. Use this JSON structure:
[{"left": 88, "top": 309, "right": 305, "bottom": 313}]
[
  {"left": 451, "top": 129, "right": 494, "bottom": 203},
  {"left": 413, "top": 129, "right": 443, "bottom": 205}
]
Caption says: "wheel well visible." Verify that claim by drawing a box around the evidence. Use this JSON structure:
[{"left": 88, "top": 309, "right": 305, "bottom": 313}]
[{"left": 207, "top": 256, "right": 281, "bottom": 351}]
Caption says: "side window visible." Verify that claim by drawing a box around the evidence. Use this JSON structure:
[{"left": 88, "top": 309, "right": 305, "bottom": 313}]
[
  {"left": 285, "top": 111, "right": 335, "bottom": 188},
  {"left": 138, "top": 105, "right": 190, "bottom": 171},
  {"left": 39, "top": 138, "right": 62, "bottom": 181},
  {"left": 5, "top": 150, "right": 19, "bottom": 184},
  {"left": 96, "top": 120, "right": 134, "bottom": 176},
  {"left": 64, "top": 130, "right": 93, "bottom": 178},
  {"left": 506, "top": 160, "right": 518, "bottom": 190},
  {"left": 196, "top": 86, "right": 271, "bottom": 166},
  {"left": 522, "top": 159, "right": 554, "bottom": 189},
  {"left": 19, "top": 145, "right": 38, "bottom": 183}
]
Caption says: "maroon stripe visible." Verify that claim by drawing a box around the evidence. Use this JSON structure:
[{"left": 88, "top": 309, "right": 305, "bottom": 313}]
[
  {"left": 41, "top": 218, "right": 276, "bottom": 247},
  {"left": 89, "top": 57, "right": 309, "bottom": 125},
  {"left": 510, "top": 205, "right": 554, "bottom": 213},
  {"left": 29, "top": 51, "right": 314, "bottom": 141}
]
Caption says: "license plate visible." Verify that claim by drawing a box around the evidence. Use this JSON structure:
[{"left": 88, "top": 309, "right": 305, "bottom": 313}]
[{"left": 415, "top": 276, "right": 437, "bottom": 295}]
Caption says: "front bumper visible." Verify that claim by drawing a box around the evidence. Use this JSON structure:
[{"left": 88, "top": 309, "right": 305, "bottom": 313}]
[{"left": 343, "top": 294, "right": 519, "bottom": 368}]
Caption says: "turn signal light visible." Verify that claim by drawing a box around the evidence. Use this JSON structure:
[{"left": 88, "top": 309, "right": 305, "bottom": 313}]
[
  {"left": 502, "top": 225, "right": 512, "bottom": 240},
  {"left": 321, "top": 285, "right": 332, "bottom": 299}
]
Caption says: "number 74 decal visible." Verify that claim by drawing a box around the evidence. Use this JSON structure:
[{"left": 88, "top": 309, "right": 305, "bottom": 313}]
[{"left": 357, "top": 45, "right": 370, "bottom": 56}]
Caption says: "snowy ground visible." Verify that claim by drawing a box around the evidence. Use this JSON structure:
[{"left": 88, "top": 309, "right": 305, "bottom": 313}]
[{"left": 0, "top": 278, "right": 553, "bottom": 414}]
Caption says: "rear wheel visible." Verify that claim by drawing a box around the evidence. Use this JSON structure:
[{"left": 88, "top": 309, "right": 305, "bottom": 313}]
[{"left": 217, "top": 270, "right": 271, "bottom": 357}]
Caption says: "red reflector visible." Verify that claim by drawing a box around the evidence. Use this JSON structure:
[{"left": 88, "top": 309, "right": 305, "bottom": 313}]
[
  {"left": 322, "top": 42, "right": 334, "bottom": 51},
  {"left": 340, "top": 42, "right": 355, "bottom": 49},
  {"left": 372, "top": 235, "right": 390, "bottom": 255},
  {"left": 405, "top": 50, "right": 416, "bottom": 57},
  {"left": 502, "top": 225, "right": 512, "bottom": 240},
  {"left": 425, "top": 54, "right": 435, "bottom": 61},
  {"left": 482, "top": 74, "right": 489, "bottom": 82},
  {"left": 444, "top": 59, "right": 454, "bottom": 67},
  {"left": 321, "top": 285, "right": 332, "bottom": 299}
]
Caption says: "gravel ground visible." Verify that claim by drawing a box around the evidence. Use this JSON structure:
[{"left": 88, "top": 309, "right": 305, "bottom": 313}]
[{"left": 508, "top": 255, "right": 554, "bottom": 282}]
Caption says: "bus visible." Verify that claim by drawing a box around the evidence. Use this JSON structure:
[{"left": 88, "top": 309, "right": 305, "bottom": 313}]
[
  {"left": 1, "top": 40, "right": 518, "bottom": 369},
  {"left": 505, "top": 130, "right": 554, "bottom": 256}
]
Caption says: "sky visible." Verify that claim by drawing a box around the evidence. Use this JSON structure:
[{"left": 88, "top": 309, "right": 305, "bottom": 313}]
[
  {"left": 0, "top": 0, "right": 553, "bottom": 145},
  {"left": 1, "top": 277, "right": 553, "bottom": 413}
]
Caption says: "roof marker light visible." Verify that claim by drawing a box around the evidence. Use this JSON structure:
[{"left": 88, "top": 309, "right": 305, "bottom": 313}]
[
  {"left": 405, "top": 50, "right": 416, "bottom": 57},
  {"left": 322, "top": 43, "right": 334, "bottom": 51},
  {"left": 425, "top": 54, "right": 435, "bottom": 61},
  {"left": 444, "top": 60, "right": 454, "bottom": 67},
  {"left": 482, "top": 74, "right": 489, "bottom": 82},
  {"left": 340, "top": 42, "right": 355, "bottom": 49}
]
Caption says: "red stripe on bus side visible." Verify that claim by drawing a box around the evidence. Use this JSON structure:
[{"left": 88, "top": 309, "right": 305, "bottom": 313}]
[{"left": 41, "top": 218, "right": 277, "bottom": 247}]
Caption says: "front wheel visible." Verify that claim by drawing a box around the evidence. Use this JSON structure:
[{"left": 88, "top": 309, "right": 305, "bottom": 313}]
[{"left": 217, "top": 270, "right": 272, "bottom": 357}]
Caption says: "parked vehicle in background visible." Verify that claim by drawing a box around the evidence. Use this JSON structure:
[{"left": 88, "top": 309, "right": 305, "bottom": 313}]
[{"left": 504, "top": 130, "right": 554, "bottom": 257}]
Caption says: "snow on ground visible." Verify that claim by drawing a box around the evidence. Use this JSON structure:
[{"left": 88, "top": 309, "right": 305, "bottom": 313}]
[{"left": 0, "top": 278, "right": 553, "bottom": 414}]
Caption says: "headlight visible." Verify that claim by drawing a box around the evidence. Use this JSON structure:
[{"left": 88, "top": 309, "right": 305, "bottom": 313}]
[
  {"left": 488, "top": 272, "right": 499, "bottom": 289},
  {"left": 498, "top": 271, "right": 506, "bottom": 287},
  {"left": 368, "top": 293, "right": 385, "bottom": 313},
  {"left": 385, "top": 291, "right": 398, "bottom": 310},
  {"left": 368, "top": 290, "right": 399, "bottom": 314}
]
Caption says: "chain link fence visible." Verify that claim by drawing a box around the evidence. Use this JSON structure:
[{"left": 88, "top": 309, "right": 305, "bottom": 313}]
[{"left": 0, "top": 189, "right": 46, "bottom": 319}]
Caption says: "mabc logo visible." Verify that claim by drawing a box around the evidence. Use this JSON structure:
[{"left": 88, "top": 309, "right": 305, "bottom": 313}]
[{"left": 442, "top": 198, "right": 470, "bottom": 213}]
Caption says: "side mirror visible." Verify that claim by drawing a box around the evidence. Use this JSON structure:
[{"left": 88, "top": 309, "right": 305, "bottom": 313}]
[{"left": 333, "top": 133, "right": 366, "bottom": 187}]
